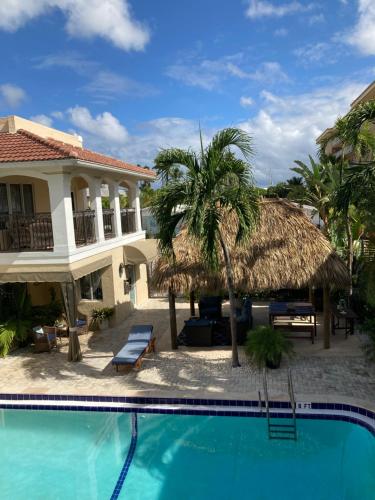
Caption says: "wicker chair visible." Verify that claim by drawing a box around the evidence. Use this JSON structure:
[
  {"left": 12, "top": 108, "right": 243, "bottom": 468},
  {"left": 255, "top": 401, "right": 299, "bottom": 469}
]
[{"left": 32, "top": 326, "right": 58, "bottom": 353}]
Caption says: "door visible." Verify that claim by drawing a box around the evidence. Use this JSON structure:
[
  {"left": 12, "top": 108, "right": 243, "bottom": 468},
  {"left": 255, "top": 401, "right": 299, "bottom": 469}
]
[{"left": 128, "top": 265, "right": 137, "bottom": 305}]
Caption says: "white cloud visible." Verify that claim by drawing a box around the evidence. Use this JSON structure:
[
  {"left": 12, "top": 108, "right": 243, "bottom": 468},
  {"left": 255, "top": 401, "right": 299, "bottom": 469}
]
[
  {"left": 167, "top": 56, "right": 289, "bottom": 90},
  {"left": 246, "top": 0, "right": 314, "bottom": 19},
  {"left": 274, "top": 28, "right": 288, "bottom": 37},
  {"left": 67, "top": 106, "right": 129, "bottom": 145},
  {"left": 35, "top": 52, "right": 98, "bottom": 75},
  {"left": 166, "top": 59, "right": 226, "bottom": 91},
  {"left": 0, "top": 83, "right": 26, "bottom": 107},
  {"left": 51, "top": 111, "right": 64, "bottom": 120},
  {"left": 238, "top": 81, "right": 366, "bottom": 183},
  {"left": 250, "top": 62, "right": 289, "bottom": 83},
  {"left": 294, "top": 42, "right": 332, "bottom": 64},
  {"left": 240, "top": 96, "right": 254, "bottom": 107},
  {"left": 30, "top": 114, "right": 53, "bottom": 127},
  {"left": 0, "top": 0, "right": 149, "bottom": 52},
  {"left": 85, "top": 71, "right": 157, "bottom": 99},
  {"left": 62, "top": 81, "right": 366, "bottom": 185},
  {"left": 346, "top": 0, "right": 375, "bottom": 56},
  {"left": 308, "top": 13, "right": 325, "bottom": 25}
]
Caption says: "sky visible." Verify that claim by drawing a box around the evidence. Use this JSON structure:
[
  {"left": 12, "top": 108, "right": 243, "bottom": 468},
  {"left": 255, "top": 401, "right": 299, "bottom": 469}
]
[{"left": 0, "top": 0, "right": 374, "bottom": 185}]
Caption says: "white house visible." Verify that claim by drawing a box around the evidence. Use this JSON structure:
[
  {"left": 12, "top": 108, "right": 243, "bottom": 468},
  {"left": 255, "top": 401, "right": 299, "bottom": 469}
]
[{"left": 0, "top": 115, "right": 157, "bottom": 324}]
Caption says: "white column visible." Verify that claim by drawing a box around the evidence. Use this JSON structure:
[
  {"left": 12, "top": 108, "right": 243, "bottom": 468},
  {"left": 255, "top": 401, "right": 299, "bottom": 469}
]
[
  {"left": 130, "top": 183, "right": 142, "bottom": 232},
  {"left": 109, "top": 182, "right": 122, "bottom": 238},
  {"left": 48, "top": 173, "right": 76, "bottom": 256},
  {"left": 89, "top": 178, "right": 105, "bottom": 243}
]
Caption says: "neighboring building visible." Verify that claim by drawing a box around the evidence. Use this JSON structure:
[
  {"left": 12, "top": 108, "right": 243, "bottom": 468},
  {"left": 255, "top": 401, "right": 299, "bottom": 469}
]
[
  {"left": 141, "top": 207, "right": 159, "bottom": 237},
  {"left": 0, "top": 115, "right": 157, "bottom": 324},
  {"left": 316, "top": 80, "right": 375, "bottom": 160},
  {"left": 290, "top": 202, "right": 322, "bottom": 228}
]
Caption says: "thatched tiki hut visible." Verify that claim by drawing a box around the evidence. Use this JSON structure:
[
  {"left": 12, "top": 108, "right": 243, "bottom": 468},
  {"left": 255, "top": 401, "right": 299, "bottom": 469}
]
[{"left": 152, "top": 199, "right": 350, "bottom": 349}]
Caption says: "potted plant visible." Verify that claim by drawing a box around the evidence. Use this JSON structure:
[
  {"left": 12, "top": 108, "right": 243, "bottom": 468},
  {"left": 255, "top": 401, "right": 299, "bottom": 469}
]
[
  {"left": 245, "top": 325, "right": 294, "bottom": 369},
  {"left": 91, "top": 307, "right": 114, "bottom": 330}
]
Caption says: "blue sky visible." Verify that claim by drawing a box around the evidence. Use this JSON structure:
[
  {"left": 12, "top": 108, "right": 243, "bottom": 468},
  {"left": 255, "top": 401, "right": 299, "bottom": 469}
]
[{"left": 0, "top": 0, "right": 374, "bottom": 185}]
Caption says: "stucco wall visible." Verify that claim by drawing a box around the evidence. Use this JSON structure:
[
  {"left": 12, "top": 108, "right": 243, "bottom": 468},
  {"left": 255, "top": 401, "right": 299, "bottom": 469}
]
[
  {"left": 76, "top": 247, "right": 147, "bottom": 326},
  {"left": 24, "top": 245, "right": 150, "bottom": 327},
  {"left": 136, "top": 264, "right": 149, "bottom": 306}
]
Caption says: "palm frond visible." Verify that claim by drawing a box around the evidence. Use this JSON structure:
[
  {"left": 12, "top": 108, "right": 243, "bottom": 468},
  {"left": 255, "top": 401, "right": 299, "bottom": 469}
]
[
  {"left": 154, "top": 148, "right": 197, "bottom": 182},
  {"left": 208, "top": 127, "right": 254, "bottom": 160}
]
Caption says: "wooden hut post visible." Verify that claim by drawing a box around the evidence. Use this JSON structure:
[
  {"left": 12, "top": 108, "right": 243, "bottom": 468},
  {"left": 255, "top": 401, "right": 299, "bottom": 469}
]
[
  {"left": 189, "top": 290, "right": 195, "bottom": 317},
  {"left": 308, "top": 285, "right": 314, "bottom": 306},
  {"left": 168, "top": 287, "right": 178, "bottom": 350},
  {"left": 323, "top": 286, "right": 331, "bottom": 349}
]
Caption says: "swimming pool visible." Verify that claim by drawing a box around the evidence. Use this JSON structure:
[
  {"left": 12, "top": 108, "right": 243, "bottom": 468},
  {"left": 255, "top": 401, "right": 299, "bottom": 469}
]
[{"left": 1, "top": 399, "right": 375, "bottom": 500}]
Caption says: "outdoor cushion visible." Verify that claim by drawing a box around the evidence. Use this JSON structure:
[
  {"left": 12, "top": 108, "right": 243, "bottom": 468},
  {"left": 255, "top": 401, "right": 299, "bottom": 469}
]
[
  {"left": 185, "top": 319, "right": 212, "bottom": 327},
  {"left": 32, "top": 326, "right": 44, "bottom": 338},
  {"left": 112, "top": 324, "right": 153, "bottom": 366}
]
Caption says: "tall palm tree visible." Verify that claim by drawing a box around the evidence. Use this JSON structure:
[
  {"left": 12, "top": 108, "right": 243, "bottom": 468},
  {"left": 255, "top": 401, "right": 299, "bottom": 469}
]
[{"left": 152, "top": 128, "right": 259, "bottom": 367}]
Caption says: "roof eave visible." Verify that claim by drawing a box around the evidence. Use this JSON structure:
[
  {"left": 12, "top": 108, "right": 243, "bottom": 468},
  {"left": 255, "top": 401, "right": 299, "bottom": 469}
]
[{"left": 74, "top": 159, "right": 156, "bottom": 181}]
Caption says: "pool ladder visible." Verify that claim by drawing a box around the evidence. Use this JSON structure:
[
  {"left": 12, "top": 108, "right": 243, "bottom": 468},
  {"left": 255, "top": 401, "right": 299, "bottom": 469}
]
[{"left": 262, "top": 368, "right": 297, "bottom": 441}]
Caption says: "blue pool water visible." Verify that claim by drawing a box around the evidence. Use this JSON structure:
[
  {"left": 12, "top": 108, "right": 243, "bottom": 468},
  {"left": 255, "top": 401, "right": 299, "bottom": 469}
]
[{"left": 0, "top": 410, "right": 375, "bottom": 500}]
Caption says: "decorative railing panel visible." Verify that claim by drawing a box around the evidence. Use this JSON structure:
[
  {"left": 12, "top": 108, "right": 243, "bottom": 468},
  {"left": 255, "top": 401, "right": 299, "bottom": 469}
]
[{"left": 0, "top": 213, "right": 53, "bottom": 251}]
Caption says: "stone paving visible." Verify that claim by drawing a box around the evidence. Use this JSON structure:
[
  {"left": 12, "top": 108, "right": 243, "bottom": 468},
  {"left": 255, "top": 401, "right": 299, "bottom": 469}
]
[{"left": 1, "top": 298, "right": 375, "bottom": 410}]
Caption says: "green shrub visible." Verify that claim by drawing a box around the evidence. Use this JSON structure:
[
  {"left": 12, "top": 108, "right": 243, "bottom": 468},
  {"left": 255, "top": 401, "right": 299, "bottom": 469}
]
[
  {"left": 0, "top": 286, "right": 31, "bottom": 357},
  {"left": 245, "top": 325, "right": 294, "bottom": 369},
  {"left": 361, "top": 319, "right": 375, "bottom": 362},
  {"left": 91, "top": 307, "right": 114, "bottom": 321}
]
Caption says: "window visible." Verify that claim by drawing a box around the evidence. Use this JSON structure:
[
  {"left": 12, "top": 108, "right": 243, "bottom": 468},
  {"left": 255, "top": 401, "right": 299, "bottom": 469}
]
[
  {"left": 80, "top": 271, "right": 103, "bottom": 300},
  {"left": 0, "top": 184, "right": 8, "bottom": 214},
  {"left": 1, "top": 183, "right": 34, "bottom": 215}
]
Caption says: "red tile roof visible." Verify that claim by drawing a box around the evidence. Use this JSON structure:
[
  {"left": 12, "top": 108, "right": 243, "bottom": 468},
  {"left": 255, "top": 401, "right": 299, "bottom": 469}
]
[{"left": 0, "top": 129, "right": 156, "bottom": 178}]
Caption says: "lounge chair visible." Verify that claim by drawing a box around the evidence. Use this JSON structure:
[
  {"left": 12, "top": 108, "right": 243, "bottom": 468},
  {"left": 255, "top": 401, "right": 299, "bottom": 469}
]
[
  {"left": 112, "top": 324, "right": 155, "bottom": 371},
  {"left": 32, "top": 325, "right": 58, "bottom": 353}
]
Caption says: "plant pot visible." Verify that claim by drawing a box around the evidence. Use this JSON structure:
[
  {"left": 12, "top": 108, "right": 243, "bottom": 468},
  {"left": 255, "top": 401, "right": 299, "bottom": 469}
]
[
  {"left": 266, "top": 355, "right": 281, "bottom": 369},
  {"left": 99, "top": 318, "right": 109, "bottom": 330}
]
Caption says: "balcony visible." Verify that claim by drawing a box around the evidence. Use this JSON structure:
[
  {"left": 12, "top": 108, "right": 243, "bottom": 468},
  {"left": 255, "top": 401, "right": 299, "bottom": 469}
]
[
  {"left": 0, "top": 213, "right": 53, "bottom": 252},
  {"left": 102, "top": 208, "right": 115, "bottom": 239},
  {"left": 73, "top": 210, "right": 96, "bottom": 247},
  {"left": 121, "top": 208, "right": 136, "bottom": 234}
]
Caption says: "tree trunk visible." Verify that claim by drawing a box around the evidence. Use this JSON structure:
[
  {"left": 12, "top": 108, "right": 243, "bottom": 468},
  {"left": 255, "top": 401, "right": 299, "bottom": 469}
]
[
  {"left": 345, "top": 214, "right": 353, "bottom": 302},
  {"left": 189, "top": 290, "right": 195, "bottom": 317},
  {"left": 168, "top": 287, "right": 178, "bottom": 350},
  {"left": 219, "top": 233, "right": 240, "bottom": 368},
  {"left": 323, "top": 286, "right": 331, "bottom": 349}
]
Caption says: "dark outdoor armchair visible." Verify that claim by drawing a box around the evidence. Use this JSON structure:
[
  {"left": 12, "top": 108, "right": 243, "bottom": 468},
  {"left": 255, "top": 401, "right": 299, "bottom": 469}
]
[{"left": 198, "top": 296, "right": 222, "bottom": 320}]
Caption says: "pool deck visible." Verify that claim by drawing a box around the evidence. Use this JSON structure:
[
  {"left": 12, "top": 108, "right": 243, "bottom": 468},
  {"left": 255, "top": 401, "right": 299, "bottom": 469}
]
[{"left": 1, "top": 298, "right": 375, "bottom": 412}]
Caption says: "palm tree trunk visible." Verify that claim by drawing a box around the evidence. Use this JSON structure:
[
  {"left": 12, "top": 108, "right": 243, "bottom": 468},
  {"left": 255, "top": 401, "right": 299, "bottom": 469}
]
[
  {"left": 168, "top": 287, "right": 178, "bottom": 350},
  {"left": 345, "top": 214, "right": 353, "bottom": 301},
  {"left": 219, "top": 233, "right": 240, "bottom": 368},
  {"left": 189, "top": 290, "right": 195, "bottom": 316},
  {"left": 323, "top": 286, "right": 331, "bottom": 349}
]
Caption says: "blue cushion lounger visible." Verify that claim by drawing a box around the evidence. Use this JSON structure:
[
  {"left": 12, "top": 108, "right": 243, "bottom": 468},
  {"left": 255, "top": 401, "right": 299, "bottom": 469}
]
[{"left": 112, "top": 324, "right": 155, "bottom": 371}]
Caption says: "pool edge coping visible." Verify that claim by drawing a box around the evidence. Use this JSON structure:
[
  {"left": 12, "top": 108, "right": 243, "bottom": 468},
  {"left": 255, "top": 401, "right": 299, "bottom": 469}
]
[{"left": 0, "top": 393, "right": 374, "bottom": 436}]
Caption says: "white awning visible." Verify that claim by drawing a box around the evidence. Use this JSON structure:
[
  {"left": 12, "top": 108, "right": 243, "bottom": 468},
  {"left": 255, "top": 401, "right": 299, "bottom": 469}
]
[
  {"left": 124, "top": 239, "right": 158, "bottom": 264},
  {"left": 0, "top": 255, "right": 112, "bottom": 283}
]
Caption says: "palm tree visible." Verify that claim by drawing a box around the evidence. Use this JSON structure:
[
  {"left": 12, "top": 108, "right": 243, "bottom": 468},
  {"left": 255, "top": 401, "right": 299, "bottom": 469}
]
[
  {"left": 152, "top": 128, "right": 259, "bottom": 367},
  {"left": 331, "top": 101, "right": 375, "bottom": 288},
  {"left": 292, "top": 155, "right": 339, "bottom": 236}
]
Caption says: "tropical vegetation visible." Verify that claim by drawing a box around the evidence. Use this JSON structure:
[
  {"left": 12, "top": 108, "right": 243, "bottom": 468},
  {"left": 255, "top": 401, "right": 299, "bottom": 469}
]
[
  {"left": 245, "top": 325, "right": 294, "bottom": 369},
  {"left": 293, "top": 99, "right": 375, "bottom": 321},
  {"left": 152, "top": 128, "right": 259, "bottom": 367}
]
